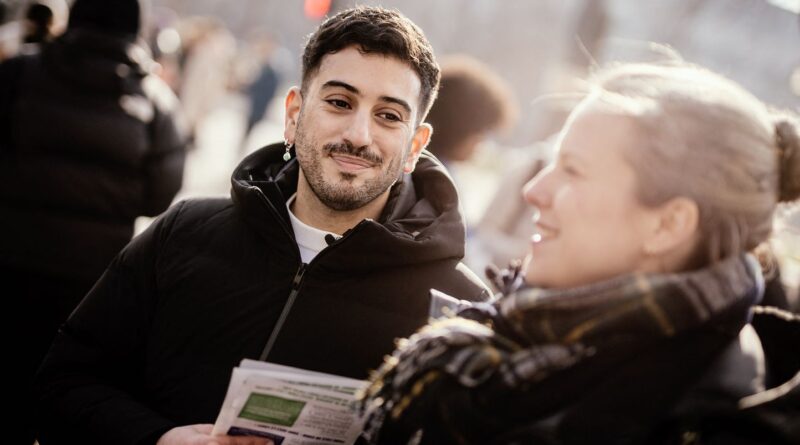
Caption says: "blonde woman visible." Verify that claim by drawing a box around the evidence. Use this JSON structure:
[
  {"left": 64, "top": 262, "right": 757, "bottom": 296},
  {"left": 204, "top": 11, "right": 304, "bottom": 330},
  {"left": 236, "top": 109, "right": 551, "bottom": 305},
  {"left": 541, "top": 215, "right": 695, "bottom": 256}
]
[{"left": 360, "top": 62, "right": 800, "bottom": 445}]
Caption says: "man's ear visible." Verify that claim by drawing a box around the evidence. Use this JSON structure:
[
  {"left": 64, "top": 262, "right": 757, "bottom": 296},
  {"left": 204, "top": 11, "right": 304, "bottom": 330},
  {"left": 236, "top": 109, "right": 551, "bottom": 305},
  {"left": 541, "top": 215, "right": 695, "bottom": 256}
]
[
  {"left": 403, "top": 122, "right": 432, "bottom": 173},
  {"left": 283, "top": 87, "right": 303, "bottom": 143},
  {"left": 644, "top": 197, "right": 700, "bottom": 257}
]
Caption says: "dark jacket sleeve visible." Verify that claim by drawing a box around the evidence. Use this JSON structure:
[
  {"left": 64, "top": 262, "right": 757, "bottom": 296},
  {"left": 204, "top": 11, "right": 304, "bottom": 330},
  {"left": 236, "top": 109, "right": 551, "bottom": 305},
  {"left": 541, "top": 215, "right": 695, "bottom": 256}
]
[
  {"left": 34, "top": 201, "right": 187, "bottom": 445},
  {"left": 142, "top": 77, "right": 187, "bottom": 217}
]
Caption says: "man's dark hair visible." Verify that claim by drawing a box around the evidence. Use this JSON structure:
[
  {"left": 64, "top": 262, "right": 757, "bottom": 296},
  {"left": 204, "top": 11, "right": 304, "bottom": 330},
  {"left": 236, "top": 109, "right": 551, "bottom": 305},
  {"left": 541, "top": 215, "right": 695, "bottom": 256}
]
[
  {"left": 426, "top": 55, "right": 517, "bottom": 161},
  {"left": 301, "top": 6, "right": 440, "bottom": 123}
]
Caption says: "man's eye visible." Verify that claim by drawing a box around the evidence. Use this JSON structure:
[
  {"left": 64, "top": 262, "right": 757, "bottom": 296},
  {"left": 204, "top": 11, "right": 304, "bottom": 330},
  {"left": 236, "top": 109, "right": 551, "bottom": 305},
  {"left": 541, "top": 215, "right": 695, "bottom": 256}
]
[
  {"left": 326, "top": 99, "right": 350, "bottom": 109},
  {"left": 379, "top": 112, "right": 402, "bottom": 122}
]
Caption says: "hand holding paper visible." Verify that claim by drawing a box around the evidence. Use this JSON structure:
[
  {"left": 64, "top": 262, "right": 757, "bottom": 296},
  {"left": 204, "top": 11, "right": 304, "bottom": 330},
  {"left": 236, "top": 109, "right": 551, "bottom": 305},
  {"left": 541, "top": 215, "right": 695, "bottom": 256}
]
[{"left": 212, "top": 360, "right": 367, "bottom": 445}]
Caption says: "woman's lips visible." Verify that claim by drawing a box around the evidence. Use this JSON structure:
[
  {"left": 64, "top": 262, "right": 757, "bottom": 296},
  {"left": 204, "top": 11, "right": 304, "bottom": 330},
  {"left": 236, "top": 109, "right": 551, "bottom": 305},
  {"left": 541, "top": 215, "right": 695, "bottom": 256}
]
[{"left": 532, "top": 221, "right": 558, "bottom": 243}]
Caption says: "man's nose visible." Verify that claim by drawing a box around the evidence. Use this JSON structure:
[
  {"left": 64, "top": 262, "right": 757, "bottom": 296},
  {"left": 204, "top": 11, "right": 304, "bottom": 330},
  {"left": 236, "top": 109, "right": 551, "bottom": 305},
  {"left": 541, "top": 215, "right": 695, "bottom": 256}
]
[{"left": 342, "top": 110, "right": 372, "bottom": 148}]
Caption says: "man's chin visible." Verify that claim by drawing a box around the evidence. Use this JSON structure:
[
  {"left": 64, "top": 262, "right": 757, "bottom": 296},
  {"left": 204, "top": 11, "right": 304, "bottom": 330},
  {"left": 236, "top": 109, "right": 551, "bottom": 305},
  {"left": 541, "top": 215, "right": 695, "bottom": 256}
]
[
  {"left": 317, "top": 194, "right": 368, "bottom": 212},
  {"left": 337, "top": 172, "right": 358, "bottom": 181}
]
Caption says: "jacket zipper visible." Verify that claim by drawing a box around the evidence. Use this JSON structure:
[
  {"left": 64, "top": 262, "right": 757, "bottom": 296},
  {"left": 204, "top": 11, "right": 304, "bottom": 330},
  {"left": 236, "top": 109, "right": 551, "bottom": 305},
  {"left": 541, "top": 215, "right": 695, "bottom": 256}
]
[
  {"left": 254, "top": 192, "right": 367, "bottom": 362},
  {"left": 259, "top": 262, "right": 307, "bottom": 361},
  {"left": 255, "top": 184, "right": 304, "bottom": 362}
]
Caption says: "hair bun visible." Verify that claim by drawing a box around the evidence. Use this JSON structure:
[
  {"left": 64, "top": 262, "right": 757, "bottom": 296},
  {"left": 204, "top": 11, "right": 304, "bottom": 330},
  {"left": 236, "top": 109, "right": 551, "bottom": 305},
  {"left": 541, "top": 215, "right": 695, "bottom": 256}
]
[{"left": 775, "top": 116, "right": 800, "bottom": 203}]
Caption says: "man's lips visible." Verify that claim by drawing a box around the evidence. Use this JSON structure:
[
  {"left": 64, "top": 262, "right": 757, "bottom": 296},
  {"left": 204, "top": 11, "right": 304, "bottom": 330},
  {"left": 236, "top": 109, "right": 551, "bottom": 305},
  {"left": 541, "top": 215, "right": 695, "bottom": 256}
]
[{"left": 330, "top": 153, "right": 377, "bottom": 171}]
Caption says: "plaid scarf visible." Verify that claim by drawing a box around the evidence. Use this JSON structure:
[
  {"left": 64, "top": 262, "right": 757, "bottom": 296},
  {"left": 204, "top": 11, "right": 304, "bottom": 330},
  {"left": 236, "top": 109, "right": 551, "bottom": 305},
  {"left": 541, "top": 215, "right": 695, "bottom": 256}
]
[{"left": 359, "top": 254, "right": 763, "bottom": 444}]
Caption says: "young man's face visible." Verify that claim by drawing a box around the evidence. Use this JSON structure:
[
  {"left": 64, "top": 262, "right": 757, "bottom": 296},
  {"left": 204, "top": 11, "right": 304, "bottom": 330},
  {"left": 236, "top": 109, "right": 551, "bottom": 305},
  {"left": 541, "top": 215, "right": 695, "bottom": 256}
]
[{"left": 284, "top": 45, "right": 431, "bottom": 211}]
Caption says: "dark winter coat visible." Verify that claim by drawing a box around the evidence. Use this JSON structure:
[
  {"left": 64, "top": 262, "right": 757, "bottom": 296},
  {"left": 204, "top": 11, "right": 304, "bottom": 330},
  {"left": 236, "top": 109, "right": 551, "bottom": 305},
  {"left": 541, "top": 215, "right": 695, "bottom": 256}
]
[
  {"left": 0, "top": 29, "right": 187, "bottom": 284},
  {"left": 34, "top": 143, "right": 491, "bottom": 445}
]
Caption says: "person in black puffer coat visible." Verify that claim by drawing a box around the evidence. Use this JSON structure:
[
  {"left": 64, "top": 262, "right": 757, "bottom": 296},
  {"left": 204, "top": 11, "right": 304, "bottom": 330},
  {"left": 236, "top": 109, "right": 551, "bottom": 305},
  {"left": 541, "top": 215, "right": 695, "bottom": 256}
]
[
  {"left": 0, "top": 0, "right": 187, "bottom": 443},
  {"left": 33, "top": 7, "right": 489, "bottom": 445}
]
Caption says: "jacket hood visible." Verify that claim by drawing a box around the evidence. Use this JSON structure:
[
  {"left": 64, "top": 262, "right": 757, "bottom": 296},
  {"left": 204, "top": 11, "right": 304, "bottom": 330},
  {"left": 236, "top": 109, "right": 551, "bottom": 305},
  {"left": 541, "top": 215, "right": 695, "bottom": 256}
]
[
  {"left": 42, "top": 28, "right": 153, "bottom": 94},
  {"left": 231, "top": 142, "right": 468, "bottom": 272}
]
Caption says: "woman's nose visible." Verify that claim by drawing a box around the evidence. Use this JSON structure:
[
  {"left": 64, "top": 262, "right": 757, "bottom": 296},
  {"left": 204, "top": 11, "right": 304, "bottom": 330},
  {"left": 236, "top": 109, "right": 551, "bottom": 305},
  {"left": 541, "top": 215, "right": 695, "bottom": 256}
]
[{"left": 522, "top": 165, "right": 553, "bottom": 208}]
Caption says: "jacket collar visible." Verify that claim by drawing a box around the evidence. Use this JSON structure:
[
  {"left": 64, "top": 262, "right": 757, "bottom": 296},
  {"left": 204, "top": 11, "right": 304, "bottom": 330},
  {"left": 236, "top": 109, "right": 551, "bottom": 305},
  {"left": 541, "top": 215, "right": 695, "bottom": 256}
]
[{"left": 230, "top": 142, "right": 468, "bottom": 271}]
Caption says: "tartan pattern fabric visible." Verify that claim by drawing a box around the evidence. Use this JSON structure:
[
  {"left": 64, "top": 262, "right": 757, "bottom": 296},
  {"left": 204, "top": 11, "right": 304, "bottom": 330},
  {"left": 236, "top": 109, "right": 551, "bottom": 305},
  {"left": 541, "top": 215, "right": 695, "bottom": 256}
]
[{"left": 359, "top": 254, "right": 762, "bottom": 444}]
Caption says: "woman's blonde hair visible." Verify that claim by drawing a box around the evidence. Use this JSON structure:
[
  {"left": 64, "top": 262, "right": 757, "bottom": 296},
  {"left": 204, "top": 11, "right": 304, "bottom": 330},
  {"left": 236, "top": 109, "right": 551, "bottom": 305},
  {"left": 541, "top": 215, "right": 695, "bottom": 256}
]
[{"left": 587, "top": 62, "right": 800, "bottom": 264}]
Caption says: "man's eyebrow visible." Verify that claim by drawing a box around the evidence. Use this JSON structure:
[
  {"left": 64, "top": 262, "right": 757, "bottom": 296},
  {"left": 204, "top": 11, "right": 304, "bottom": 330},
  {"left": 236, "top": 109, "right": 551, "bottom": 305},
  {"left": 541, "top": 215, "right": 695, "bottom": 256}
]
[
  {"left": 380, "top": 96, "right": 411, "bottom": 115},
  {"left": 321, "top": 80, "right": 412, "bottom": 116},
  {"left": 322, "top": 80, "right": 359, "bottom": 94}
]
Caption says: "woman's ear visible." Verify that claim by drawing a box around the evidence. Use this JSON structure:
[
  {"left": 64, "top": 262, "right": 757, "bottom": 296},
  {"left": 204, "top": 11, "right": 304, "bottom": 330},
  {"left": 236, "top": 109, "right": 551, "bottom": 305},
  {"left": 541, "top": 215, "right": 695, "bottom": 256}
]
[{"left": 644, "top": 197, "right": 700, "bottom": 257}]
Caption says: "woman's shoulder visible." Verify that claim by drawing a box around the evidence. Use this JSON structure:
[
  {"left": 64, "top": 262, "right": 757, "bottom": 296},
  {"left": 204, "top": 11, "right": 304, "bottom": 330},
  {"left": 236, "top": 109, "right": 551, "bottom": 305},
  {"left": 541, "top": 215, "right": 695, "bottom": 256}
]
[{"left": 660, "top": 315, "right": 800, "bottom": 444}]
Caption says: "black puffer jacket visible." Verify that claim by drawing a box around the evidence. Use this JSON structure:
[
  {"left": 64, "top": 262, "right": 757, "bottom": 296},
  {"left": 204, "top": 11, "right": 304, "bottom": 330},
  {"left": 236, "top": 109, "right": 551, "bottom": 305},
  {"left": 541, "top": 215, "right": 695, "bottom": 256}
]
[
  {"left": 35, "top": 143, "right": 491, "bottom": 445},
  {"left": 0, "top": 29, "right": 187, "bottom": 283}
]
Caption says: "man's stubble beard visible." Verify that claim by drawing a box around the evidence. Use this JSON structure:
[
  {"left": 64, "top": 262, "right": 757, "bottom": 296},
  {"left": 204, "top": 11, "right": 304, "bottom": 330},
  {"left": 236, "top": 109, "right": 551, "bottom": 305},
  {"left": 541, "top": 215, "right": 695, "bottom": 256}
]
[{"left": 294, "top": 117, "right": 407, "bottom": 211}]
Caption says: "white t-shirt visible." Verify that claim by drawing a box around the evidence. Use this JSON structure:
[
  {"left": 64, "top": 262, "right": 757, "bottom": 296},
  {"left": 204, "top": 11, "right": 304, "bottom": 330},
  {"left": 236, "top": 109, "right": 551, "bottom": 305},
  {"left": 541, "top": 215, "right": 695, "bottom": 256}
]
[{"left": 286, "top": 194, "right": 341, "bottom": 263}]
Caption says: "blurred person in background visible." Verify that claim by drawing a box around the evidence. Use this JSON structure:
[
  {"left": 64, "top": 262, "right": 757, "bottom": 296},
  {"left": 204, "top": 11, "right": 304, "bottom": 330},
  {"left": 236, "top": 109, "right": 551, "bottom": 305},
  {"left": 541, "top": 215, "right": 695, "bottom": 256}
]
[
  {"left": 147, "top": 6, "right": 182, "bottom": 92},
  {"left": 22, "top": 2, "right": 53, "bottom": 43},
  {"left": 34, "top": 7, "right": 489, "bottom": 445},
  {"left": 239, "top": 30, "right": 282, "bottom": 153},
  {"left": 425, "top": 54, "right": 517, "bottom": 168},
  {"left": 0, "top": 0, "right": 66, "bottom": 60},
  {"left": 423, "top": 55, "right": 517, "bottom": 274},
  {"left": 361, "top": 61, "right": 800, "bottom": 444},
  {"left": 0, "top": 0, "right": 21, "bottom": 59},
  {"left": 0, "top": 0, "right": 187, "bottom": 442},
  {"left": 175, "top": 15, "right": 236, "bottom": 148},
  {"left": 20, "top": 0, "right": 67, "bottom": 47}
]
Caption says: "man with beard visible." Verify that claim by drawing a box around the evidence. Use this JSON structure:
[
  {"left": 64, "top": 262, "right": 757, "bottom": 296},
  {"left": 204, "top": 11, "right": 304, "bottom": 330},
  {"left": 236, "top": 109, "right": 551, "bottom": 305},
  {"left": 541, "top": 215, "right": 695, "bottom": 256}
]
[{"left": 34, "top": 6, "right": 490, "bottom": 445}]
